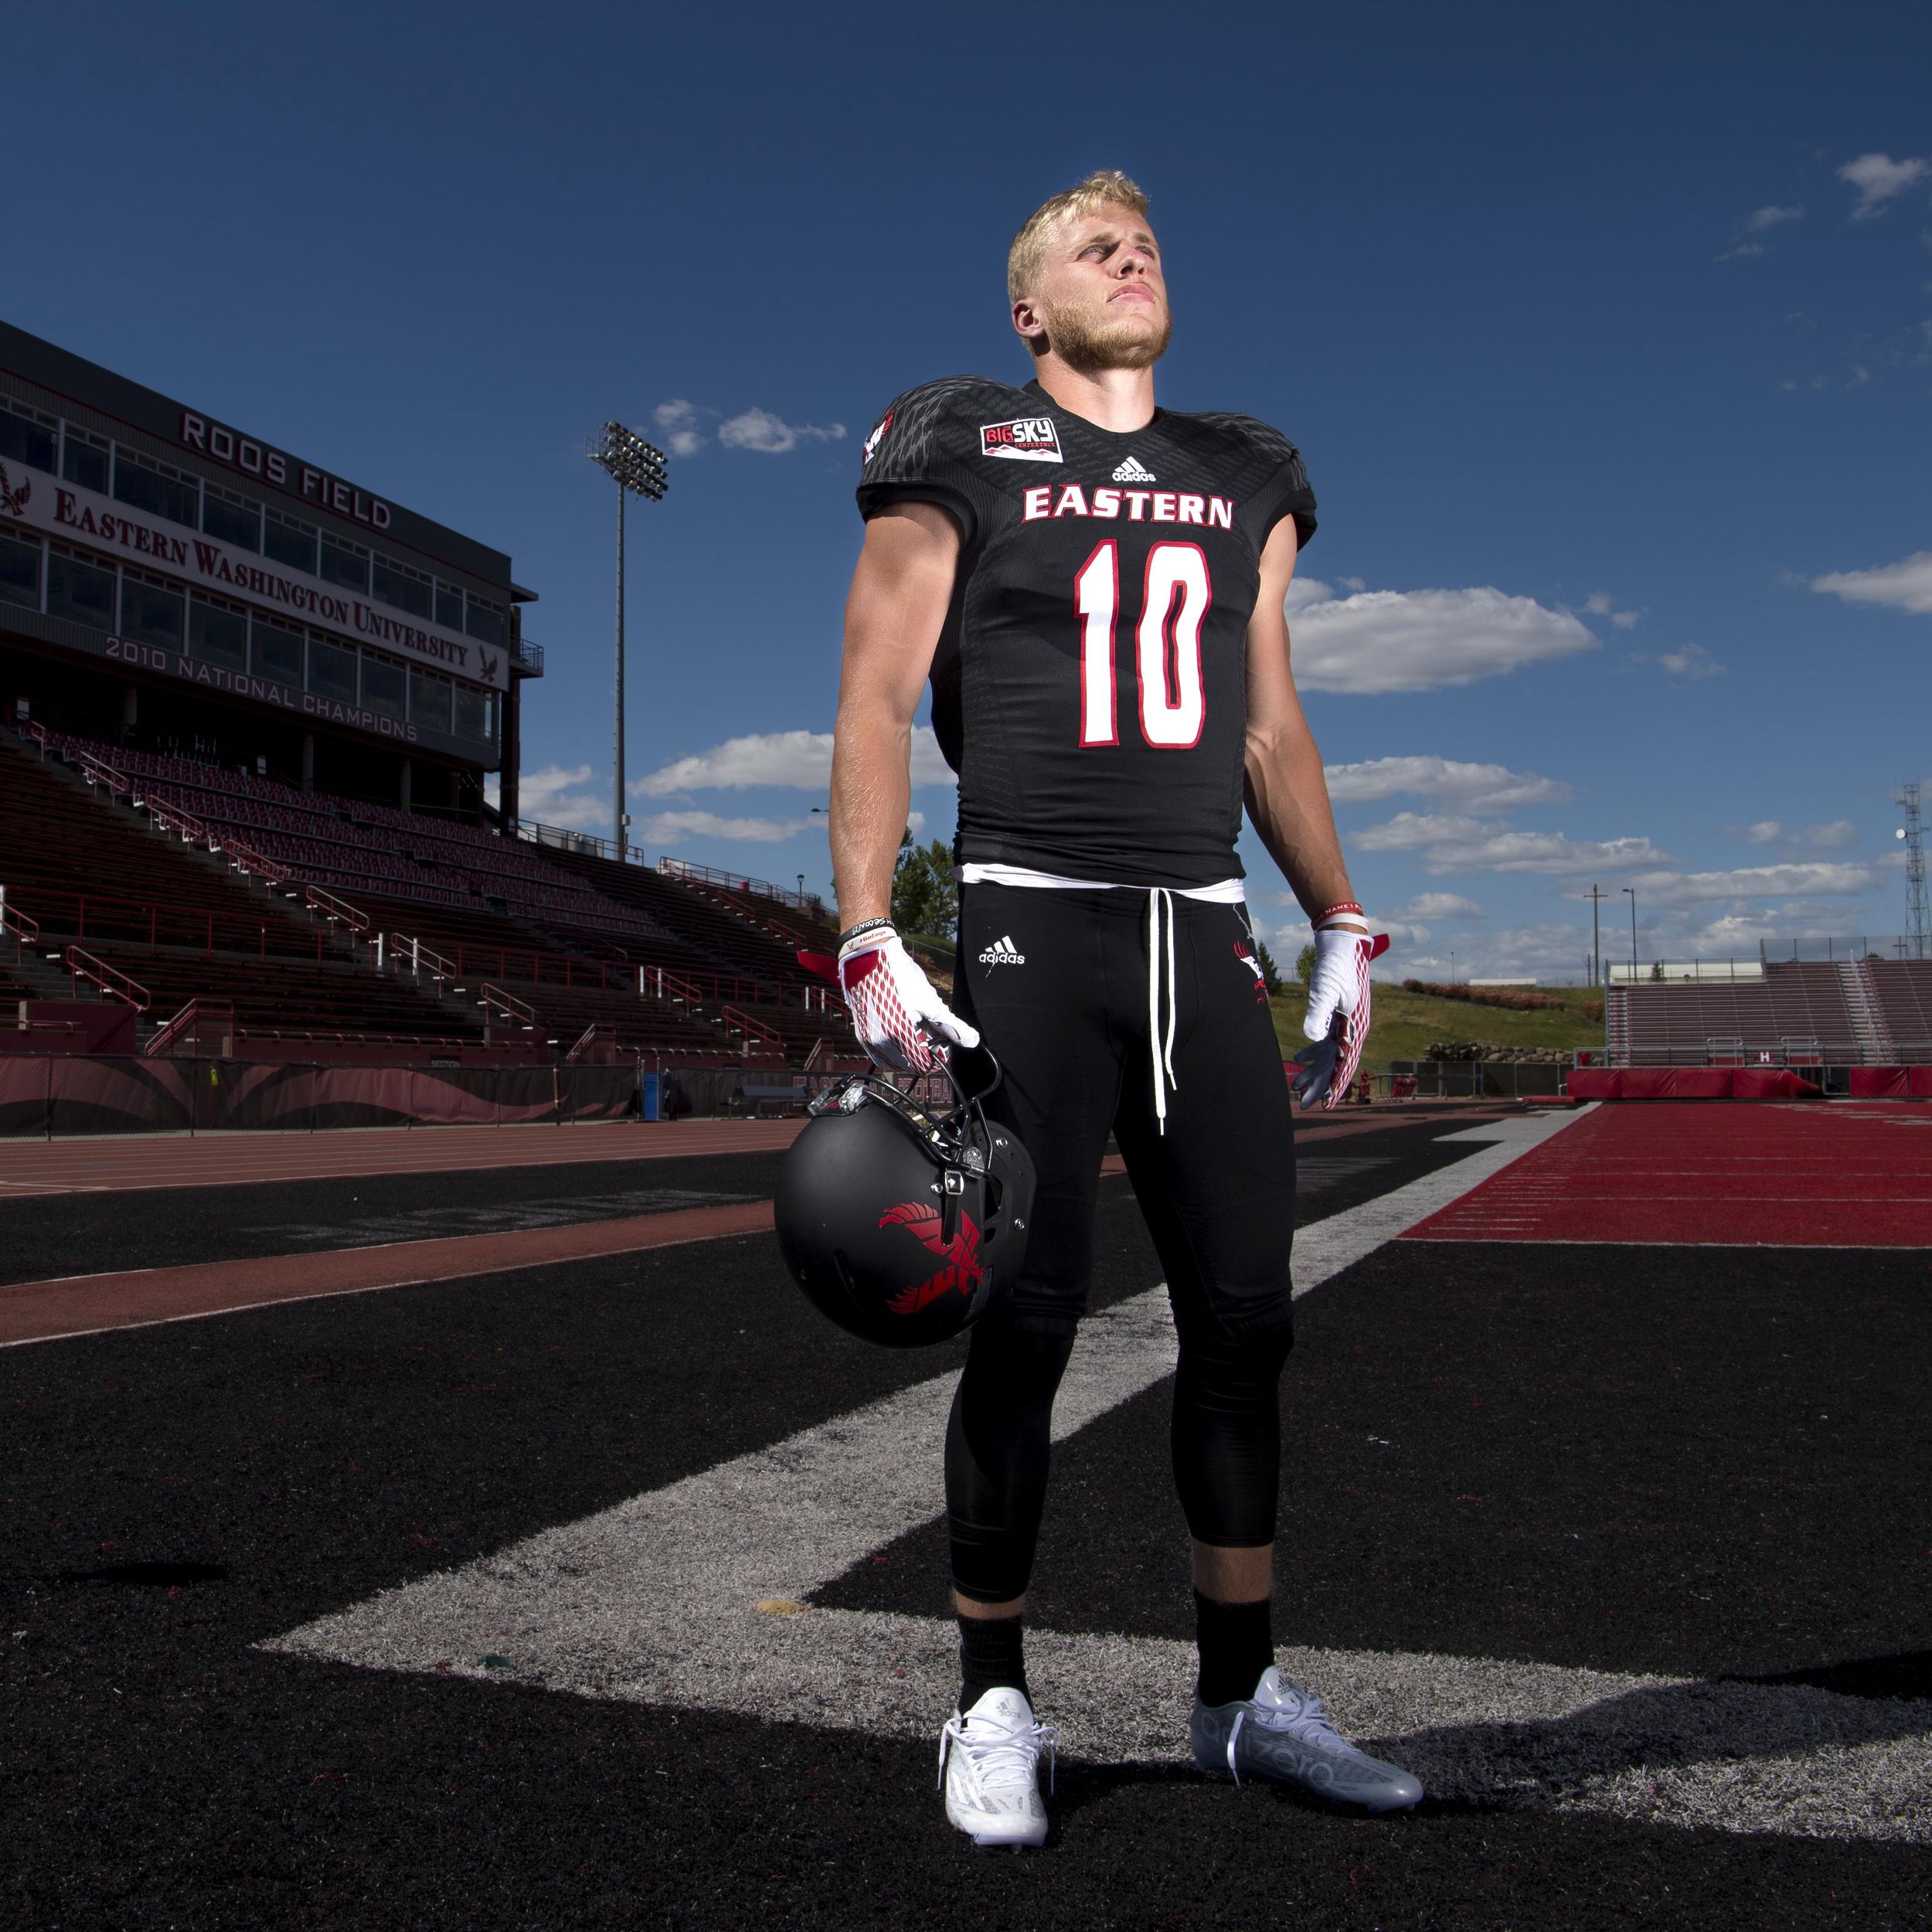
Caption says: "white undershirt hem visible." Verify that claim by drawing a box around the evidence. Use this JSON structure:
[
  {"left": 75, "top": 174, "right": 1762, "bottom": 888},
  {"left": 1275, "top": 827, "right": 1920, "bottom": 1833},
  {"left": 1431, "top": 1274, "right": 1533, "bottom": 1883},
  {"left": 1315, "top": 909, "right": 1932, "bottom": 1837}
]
[{"left": 958, "top": 861, "right": 1246, "bottom": 905}]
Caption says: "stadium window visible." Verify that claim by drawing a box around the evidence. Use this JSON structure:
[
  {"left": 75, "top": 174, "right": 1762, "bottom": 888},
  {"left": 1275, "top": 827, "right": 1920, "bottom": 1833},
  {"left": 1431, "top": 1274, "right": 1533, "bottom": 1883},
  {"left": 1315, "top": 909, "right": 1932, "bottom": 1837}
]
[
  {"left": 60, "top": 425, "right": 110, "bottom": 495},
  {"left": 0, "top": 529, "right": 41, "bottom": 611},
  {"left": 46, "top": 543, "right": 117, "bottom": 631},
  {"left": 250, "top": 617, "right": 304, "bottom": 685},
  {"left": 308, "top": 636, "right": 359, "bottom": 704},
  {"left": 360, "top": 651, "right": 406, "bottom": 719},
  {"left": 112, "top": 447, "right": 200, "bottom": 529},
  {"left": 202, "top": 483, "right": 261, "bottom": 553},
  {"left": 463, "top": 594, "right": 504, "bottom": 648},
  {"left": 318, "top": 534, "right": 369, "bottom": 594},
  {"left": 372, "top": 553, "right": 434, "bottom": 620},
  {"left": 188, "top": 592, "right": 249, "bottom": 671},
  {"left": 0, "top": 400, "right": 57, "bottom": 475},
  {"left": 264, "top": 509, "right": 318, "bottom": 576},
  {"left": 434, "top": 580, "right": 464, "bottom": 630},
  {"left": 120, "top": 570, "right": 185, "bottom": 650},
  {"left": 452, "top": 682, "right": 491, "bottom": 742},
  {"left": 408, "top": 665, "right": 452, "bottom": 733}
]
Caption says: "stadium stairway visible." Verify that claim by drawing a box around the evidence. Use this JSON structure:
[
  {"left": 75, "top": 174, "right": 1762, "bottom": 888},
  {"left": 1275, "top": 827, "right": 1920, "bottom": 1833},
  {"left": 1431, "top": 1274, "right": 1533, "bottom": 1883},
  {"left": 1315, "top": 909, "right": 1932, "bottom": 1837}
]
[
  {"left": 0, "top": 733, "right": 481, "bottom": 1050},
  {"left": 5, "top": 730, "right": 845, "bottom": 1063}
]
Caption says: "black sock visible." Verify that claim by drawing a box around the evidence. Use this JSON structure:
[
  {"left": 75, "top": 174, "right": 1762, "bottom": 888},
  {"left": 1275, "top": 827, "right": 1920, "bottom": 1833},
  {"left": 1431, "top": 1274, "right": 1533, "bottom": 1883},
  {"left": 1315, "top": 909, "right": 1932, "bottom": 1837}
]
[
  {"left": 957, "top": 1612, "right": 1029, "bottom": 1710},
  {"left": 1194, "top": 1590, "right": 1274, "bottom": 1707}
]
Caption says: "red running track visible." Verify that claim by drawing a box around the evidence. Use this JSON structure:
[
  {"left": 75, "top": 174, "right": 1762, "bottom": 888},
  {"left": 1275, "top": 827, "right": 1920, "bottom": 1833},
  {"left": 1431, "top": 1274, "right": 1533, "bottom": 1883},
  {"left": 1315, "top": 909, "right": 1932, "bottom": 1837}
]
[
  {"left": 1406, "top": 1101, "right": 1932, "bottom": 1247},
  {"left": 0, "top": 1104, "right": 1504, "bottom": 1199},
  {"left": 0, "top": 1119, "right": 808, "bottom": 1198}
]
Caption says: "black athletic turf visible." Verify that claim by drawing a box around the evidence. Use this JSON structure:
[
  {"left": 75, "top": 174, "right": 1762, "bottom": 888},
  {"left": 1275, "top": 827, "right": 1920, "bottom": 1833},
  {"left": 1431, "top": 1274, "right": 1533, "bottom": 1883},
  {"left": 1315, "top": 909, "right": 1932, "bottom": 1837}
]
[
  {"left": 820, "top": 1243, "right": 1932, "bottom": 1682},
  {"left": 5, "top": 1131, "right": 1926, "bottom": 1929}
]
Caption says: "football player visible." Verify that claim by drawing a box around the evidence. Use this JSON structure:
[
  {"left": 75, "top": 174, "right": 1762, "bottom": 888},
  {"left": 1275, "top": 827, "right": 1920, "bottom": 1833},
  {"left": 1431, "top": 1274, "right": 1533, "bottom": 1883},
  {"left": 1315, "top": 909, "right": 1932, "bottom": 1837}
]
[{"left": 828, "top": 171, "right": 1417, "bottom": 1845}]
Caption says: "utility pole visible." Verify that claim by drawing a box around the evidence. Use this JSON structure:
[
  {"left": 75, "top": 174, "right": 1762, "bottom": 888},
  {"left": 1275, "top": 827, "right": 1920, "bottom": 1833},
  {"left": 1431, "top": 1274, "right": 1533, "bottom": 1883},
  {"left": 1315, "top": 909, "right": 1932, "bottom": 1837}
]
[
  {"left": 1898, "top": 782, "right": 1928, "bottom": 960},
  {"left": 1586, "top": 883, "right": 1606, "bottom": 988}
]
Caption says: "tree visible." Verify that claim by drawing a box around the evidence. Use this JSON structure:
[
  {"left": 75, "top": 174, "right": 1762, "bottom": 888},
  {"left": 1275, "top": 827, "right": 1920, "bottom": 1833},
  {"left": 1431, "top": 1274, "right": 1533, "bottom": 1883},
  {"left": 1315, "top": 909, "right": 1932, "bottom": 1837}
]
[
  {"left": 1294, "top": 941, "right": 1318, "bottom": 989},
  {"left": 1255, "top": 939, "right": 1284, "bottom": 995},
  {"left": 891, "top": 830, "right": 957, "bottom": 940}
]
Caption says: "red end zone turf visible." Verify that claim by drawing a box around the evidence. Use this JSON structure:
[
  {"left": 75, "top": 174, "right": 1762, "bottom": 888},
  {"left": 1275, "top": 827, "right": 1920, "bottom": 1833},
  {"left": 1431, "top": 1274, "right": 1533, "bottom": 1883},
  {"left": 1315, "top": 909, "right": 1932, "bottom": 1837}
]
[{"left": 1405, "top": 1102, "right": 1932, "bottom": 1247}]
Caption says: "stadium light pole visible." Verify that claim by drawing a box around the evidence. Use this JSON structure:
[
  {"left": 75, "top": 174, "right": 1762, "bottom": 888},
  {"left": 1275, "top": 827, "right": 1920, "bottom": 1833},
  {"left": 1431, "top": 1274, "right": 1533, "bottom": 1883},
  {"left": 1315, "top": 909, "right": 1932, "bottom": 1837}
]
[
  {"left": 1622, "top": 886, "right": 1638, "bottom": 981},
  {"left": 1586, "top": 883, "right": 1605, "bottom": 988},
  {"left": 587, "top": 423, "right": 669, "bottom": 859}
]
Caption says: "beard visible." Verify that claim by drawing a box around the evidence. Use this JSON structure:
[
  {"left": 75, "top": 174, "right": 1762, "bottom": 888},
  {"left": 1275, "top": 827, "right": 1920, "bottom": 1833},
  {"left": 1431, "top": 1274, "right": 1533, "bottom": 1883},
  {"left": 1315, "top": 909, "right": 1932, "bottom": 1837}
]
[{"left": 1037, "top": 290, "right": 1172, "bottom": 372}]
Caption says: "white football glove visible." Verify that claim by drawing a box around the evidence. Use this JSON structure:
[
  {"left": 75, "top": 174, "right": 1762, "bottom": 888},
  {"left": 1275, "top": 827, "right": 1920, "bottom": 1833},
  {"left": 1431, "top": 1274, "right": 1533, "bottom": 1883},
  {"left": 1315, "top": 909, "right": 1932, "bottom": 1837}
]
[
  {"left": 1291, "top": 917, "right": 1389, "bottom": 1109},
  {"left": 836, "top": 929, "right": 980, "bottom": 1073}
]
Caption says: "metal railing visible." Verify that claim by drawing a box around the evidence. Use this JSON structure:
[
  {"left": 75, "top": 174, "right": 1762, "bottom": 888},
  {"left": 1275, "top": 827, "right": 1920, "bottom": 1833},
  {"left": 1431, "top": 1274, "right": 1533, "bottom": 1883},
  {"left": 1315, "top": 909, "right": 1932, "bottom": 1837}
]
[
  {"left": 659, "top": 855, "right": 826, "bottom": 916},
  {"left": 479, "top": 983, "right": 537, "bottom": 1029},
  {"left": 303, "top": 884, "right": 370, "bottom": 934},
  {"left": 66, "top": 945, "right": 150, "bottom": 1011},
  {"left": 138, "top": 792, "right": 213, "bottom": 845},
  {"left": 379, "top": 932, "right": 461, "bottom": 985},
  {"left": 0, "top": 886, "right": 39, "bottom": 951},
  {"left": 145, "top": 998, "right": 235, "bottom": 1057},
  {"left": 223, "top": 835, "right": 290, "bottom": 886}
]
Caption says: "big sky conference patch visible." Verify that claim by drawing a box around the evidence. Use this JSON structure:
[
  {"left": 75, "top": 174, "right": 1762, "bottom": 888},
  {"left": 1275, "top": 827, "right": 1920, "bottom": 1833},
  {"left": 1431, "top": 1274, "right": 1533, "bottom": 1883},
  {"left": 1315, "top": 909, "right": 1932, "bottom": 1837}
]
[{"left": 978, "top": 416, "right": 1062, "bottom": 463}]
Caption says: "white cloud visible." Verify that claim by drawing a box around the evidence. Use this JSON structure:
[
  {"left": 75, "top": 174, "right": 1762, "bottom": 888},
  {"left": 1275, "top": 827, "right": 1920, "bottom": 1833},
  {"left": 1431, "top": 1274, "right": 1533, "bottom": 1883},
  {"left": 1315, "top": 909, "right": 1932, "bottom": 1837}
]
[
  {"left": 1792, "top": 820, "right": 1856, "bottom": 850},
  {"left": 1722, "top": 204, "right": 1804, "bottom": 259},
  {"left": 652, "top": 400, "right": 707, "bottom": 458},
  {"left": 1839, "top": 153, "right": 1930, "bottom": 220},
  {"left": 1283, "top": 579, "right": 1597, "bottom": 693},
  {"left": 1354, "top": 812, "right": 1667, "bottom": 876},
  {"left": 635, "top": 727, "right": 953, "bottom": 796},
  {"left": 633, "top": 809, "right": 817, "bottom": 845},
  {"left": 1398, "top": 893, "right": 1485, "bottom": 920},
  {"left": 1741, "top": 821, "right": 1781, "bottom": 845},
  {"left": 1323, "top": 755, "right": 1570, "bottom": 811},
  {"left": 509, "top": 764, "right": 608, "bottom": 833},
  {"left": 1649, "top": 644, "right": 1725, "bottom": 679},
  {"left": 716, "top": 407, "right": 846, "bottom": 454},
  {"left": 1582, "top": 590, "right": 1644, "bottom": 631},
  {"left": 1621, "top": 862, "right": 1877, "bottom": 907},
  {"left": 1811, "top": 551, "right": 1932, "bottom": 614}
]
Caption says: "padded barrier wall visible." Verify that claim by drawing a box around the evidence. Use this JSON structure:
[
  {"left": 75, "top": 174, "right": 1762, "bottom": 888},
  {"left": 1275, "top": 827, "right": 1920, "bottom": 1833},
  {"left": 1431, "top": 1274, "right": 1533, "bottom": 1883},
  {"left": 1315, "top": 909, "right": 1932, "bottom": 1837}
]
[
  {"left": 0, "top": 1057, "right": 637, "bottom": 1138},
  {"left": 1847, "top": 1066, "right": 1932, "bottom": 1099},
  {"left": 1567, "top": 1067, "right": 1823, "bottom": 1100}
]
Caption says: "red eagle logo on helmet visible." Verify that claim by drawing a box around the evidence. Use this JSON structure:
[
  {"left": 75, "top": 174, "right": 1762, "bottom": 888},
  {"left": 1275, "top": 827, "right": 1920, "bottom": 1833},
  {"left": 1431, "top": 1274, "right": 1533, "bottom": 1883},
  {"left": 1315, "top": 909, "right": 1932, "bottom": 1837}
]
[{"left": 879, "top": 1200, "right": 984, "bottom": 1315}]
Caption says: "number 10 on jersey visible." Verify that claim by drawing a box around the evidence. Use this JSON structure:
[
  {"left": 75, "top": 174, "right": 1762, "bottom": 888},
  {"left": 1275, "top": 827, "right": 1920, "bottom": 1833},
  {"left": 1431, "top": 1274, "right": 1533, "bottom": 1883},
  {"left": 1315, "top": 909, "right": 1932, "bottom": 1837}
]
[{"left": 1076, "top": 541, "right": 1212, "bottom": 750}]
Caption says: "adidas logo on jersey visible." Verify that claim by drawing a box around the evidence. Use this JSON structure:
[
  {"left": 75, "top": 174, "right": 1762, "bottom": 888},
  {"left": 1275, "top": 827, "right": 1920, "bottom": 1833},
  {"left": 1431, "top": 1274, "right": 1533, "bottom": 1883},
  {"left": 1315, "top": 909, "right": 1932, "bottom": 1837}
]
[
  {"left": 978, "top": 934, "right": 1026, "bottom": 968},
  {"left": 1111, "top": 454, "right": 1157, "bottom": 483}
]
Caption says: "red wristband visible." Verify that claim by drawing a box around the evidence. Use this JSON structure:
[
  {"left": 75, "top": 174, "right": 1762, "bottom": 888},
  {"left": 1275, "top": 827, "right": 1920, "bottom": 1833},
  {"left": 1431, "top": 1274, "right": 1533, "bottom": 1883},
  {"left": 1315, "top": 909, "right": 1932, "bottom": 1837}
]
[{"left": 1315, "top": 901, "right": 1366, "bottom": 925}]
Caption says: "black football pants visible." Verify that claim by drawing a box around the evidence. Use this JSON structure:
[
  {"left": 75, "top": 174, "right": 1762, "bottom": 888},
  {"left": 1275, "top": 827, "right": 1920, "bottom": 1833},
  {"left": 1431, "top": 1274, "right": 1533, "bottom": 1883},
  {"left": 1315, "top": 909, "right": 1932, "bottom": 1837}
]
[{"left": 945, "top": 883, "right": 1298, "bottom": 1604}]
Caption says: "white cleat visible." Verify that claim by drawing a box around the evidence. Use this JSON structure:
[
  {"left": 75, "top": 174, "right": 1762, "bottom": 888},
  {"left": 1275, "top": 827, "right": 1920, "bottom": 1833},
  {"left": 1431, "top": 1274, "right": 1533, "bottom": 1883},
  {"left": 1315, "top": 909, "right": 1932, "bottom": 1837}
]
[{"left": 938, "top": 1686, "right": 1056, "bottom": 1849}]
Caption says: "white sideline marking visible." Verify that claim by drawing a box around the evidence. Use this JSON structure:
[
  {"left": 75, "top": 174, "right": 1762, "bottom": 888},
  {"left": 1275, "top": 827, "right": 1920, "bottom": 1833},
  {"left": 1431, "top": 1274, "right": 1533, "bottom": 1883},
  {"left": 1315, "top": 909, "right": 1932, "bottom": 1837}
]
[{"left": 265, "top": 1109, "right": 1932, "bottom": 1842}]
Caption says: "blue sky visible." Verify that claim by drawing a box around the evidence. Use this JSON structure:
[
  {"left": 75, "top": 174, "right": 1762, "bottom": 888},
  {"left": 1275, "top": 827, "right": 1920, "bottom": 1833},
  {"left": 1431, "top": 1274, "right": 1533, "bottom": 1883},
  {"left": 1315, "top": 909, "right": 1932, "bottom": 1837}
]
[{"left": 6, "top": 2, "right": 1929, "bottom": 977}]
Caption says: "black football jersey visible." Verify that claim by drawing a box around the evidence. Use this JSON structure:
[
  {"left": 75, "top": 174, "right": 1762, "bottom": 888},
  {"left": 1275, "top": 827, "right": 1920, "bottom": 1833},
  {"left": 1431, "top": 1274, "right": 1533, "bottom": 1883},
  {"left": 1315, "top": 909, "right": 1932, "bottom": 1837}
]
[{"left": 855, "top": 376, "right": 1316, "bottom": 889}]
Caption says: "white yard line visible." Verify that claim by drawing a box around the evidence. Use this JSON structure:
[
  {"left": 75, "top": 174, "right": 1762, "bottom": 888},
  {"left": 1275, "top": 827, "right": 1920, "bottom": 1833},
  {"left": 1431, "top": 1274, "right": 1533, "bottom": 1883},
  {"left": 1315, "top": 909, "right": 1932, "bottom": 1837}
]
[{"left": 263, "top": 1107, "right": 1932, "bottom": 1843}]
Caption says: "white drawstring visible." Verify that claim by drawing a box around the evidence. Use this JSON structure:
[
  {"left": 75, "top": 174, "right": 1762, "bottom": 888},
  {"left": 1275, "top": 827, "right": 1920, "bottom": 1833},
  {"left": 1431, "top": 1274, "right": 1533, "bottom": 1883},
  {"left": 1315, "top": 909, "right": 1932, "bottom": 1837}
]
[{"left": 1146, "top": 887, "right": 1181, "bottom": 1134}]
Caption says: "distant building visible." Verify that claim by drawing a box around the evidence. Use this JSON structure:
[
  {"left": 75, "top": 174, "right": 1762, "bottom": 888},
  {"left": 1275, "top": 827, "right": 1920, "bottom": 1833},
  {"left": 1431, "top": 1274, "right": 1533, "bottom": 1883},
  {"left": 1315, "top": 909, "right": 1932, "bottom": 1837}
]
[{"left": 0, "top": 319, "right": 539, "bottom": 819}]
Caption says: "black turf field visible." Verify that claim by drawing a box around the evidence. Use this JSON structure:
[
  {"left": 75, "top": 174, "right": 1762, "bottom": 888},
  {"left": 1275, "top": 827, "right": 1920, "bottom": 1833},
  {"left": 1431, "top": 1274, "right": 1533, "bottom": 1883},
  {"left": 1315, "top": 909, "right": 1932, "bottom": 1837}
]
[{"left": 3, "top": 1121, "right": 1927, "bottom": 1929}]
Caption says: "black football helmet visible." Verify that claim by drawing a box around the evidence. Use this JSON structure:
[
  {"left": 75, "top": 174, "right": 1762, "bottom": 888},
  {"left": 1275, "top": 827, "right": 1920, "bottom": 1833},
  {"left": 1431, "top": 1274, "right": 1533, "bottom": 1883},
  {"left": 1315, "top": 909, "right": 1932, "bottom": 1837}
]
[{"left": 774, "top": 1048, "right": 1036, "bottom": 1348}]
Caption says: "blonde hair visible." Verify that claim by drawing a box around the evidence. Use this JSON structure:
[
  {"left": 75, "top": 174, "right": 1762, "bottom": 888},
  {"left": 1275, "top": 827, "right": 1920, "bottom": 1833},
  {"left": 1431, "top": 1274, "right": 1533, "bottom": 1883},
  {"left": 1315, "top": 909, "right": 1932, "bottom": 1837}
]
[{"left": 1008, "top": 170, "right": 1151, "bottom": 304}]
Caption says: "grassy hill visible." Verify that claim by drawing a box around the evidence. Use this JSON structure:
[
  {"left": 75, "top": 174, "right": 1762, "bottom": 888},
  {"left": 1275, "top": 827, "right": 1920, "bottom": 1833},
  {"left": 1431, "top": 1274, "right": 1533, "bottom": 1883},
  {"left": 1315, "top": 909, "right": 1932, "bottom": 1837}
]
[{"left": 1267, "top": 981, "right": 1605, "bottom": 1077}]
